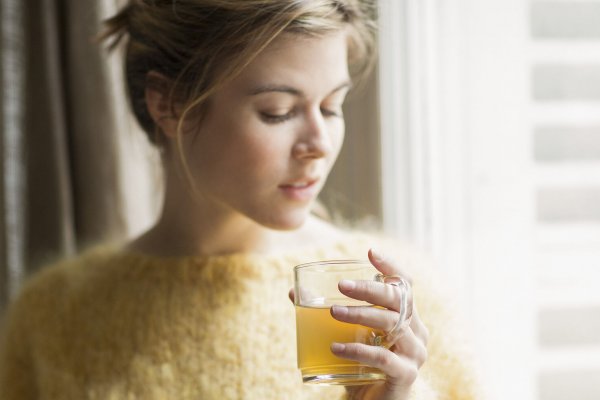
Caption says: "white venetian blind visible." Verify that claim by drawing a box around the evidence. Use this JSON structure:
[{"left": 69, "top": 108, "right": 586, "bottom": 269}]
[
  {"left": 531, "top": 1, "right": 600, "bottom": 399},
  {"left": 379, "top": 0, "right": 600, "bottom": 399}
]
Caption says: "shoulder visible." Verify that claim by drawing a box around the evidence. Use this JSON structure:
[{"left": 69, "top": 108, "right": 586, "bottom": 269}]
[
  {"left": 23, "top": 245, "right": 116, "bottom": 290},
  {"left": 2, "top": 246, "right": 120, "bottom": 327},
  {"left": 297, "top": 217, "right": 433, "bottom": 273},
  {"left": 0, "top": 246, "right": 110, "bottom": 368},
  {"left": 297, "top": 216, "right": 389, "bottom": 251}
]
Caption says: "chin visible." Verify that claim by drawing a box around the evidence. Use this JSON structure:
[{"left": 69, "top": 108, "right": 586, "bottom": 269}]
[{"left": 261, "top": 209, "right": 310, "bottom": 231}]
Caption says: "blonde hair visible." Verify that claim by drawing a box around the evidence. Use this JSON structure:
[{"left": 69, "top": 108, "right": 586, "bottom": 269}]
[{"left": 100, "top": 0, "right": 377, "bottom": 147}]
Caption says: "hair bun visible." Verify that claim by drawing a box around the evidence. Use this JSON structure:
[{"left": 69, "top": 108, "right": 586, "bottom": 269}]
[{"left": 98, "top": 3, "right": 136, "bottom": 50}]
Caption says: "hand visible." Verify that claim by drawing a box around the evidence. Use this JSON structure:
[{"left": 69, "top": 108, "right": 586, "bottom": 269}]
[
  {"left": 332, "top": 249, "right": 428, "bottom": 400},
  {"left": 288, "top": 249, "right": 429, "bottom": 400}
]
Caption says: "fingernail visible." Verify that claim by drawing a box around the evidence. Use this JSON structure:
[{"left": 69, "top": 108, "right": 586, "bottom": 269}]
[
  {"left": 331, "top": 343, "right": 346, "bottom": 353},
  {"left": 338, "top": 280, "right": 356, "bottom": 291},
  {"left": 331, "top": 305, "right": 348, "bottom": 318},
  {"left": 370, "top": 248, "right": 385, "bottom": 263}
]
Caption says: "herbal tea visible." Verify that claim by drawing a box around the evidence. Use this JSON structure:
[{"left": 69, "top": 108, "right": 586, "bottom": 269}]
[{"left": 295, "top": 305, "right": 384, "bottom": 385}]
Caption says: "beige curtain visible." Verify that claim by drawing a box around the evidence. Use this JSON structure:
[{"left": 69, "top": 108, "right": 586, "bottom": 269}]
[
  {"left": 0, "top": 0, "right": 160, "bottom": 315},
  {"left": 0, "top": 0, "right": 380, "bottom": 316}
]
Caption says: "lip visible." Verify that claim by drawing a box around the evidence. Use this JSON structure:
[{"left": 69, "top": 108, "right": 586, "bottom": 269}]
[{"left": 278, "top": 178, "right": 320, "bottom": 201}]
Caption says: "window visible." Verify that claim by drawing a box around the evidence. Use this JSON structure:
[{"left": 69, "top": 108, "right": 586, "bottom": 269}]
[{"left": 378, "top": 0, "right": 600, "bottom": 399}]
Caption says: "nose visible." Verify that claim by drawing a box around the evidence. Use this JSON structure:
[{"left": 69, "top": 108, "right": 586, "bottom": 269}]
[{"left": 292, "top": 109, "right": 333, "bottom": 160}]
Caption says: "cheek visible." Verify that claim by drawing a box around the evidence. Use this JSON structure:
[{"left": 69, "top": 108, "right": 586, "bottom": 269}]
[
  {"left": 199, "top": 129, "right": 290, "bottom": 184},
  {"left": 329, "top": 122, "right": 346, "bottom": 161}
]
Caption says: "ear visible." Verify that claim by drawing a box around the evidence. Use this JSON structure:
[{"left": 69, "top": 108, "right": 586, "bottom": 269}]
[{"left": 145, "top": 71, "right": 179, "bottom": 138}]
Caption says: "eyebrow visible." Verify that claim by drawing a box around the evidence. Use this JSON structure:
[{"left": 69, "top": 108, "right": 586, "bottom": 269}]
[{"left": 247, "top": 80, "right": 353, "bottom": 97}]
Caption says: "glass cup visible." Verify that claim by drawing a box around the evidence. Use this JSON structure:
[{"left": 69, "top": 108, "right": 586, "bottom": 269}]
[{"left": 294, "top": 260, "right": 413, "bottom": 386}]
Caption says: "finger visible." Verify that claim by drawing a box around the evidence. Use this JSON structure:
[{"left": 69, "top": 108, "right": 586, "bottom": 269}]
[
  {"left": 408, "top": 306, "right": 429, "bottom": 345},
  {"left": 338, "top": 279, "right": 404, "bottom": 312},
  {"left": 391, "top": 326, "right": 428, "bottom": 368},
  {"left": 331, "top": 342, "right": 419, "bottom": 385},
  {"left": 288, "top": 288, "right": 295, "bottom": 303},
  {"left": 331, "top": 305, "right": 398, "bottom": 332},
  {"left": 368, "top": 248, "right": 413, "bottom": 284}
]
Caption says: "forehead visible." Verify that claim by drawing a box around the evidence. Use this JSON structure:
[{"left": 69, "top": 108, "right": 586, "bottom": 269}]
[{"left": 226, "top": 32, "right": 351, "bottom": 96}]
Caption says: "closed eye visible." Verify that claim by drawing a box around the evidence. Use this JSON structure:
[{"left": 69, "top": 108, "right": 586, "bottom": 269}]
[
  {"left": 321, "top": 107, "right": 343, "bottom": 118},
  {"left": 260, "top": 111, "right": 295, "bottom": 124}
]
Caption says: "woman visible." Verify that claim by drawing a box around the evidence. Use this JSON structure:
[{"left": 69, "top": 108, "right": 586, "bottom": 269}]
[{"left": 0, "top": 1, "right": 479, "bottom": 399}]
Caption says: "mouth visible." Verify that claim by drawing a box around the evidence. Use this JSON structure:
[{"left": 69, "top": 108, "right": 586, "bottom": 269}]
[
  {"left": 278, "top": 178, "right": 320, "bottom": 201},
  {"left": 280, "top": 180, "right": 317, "bottom": 189},
  {"left": 279, "top": 175, "right": 320, "bottom": 188}
]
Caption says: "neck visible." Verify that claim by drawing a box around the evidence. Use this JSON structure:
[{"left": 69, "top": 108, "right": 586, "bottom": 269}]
[
  {"left": 128, "top": 163, "right": 343, "bottom": 258},
  {"left": 147, "top": 190, "right": 275, "bottom": 257},
  {"left": 129, "top": 167, "right": 298, "bottom": 257},
  {"left": 152, "top": 213, "right": 274, "bottom": 257}
]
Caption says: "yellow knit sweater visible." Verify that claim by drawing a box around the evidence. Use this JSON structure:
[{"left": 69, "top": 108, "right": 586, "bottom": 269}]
[{"left": 0, "top": 234, "right": 479, "bottom": 399}]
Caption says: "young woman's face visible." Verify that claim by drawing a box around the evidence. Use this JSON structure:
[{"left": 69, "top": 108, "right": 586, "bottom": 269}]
[{"left": 181, "top": 32, "right": 350, "bottom": 230}]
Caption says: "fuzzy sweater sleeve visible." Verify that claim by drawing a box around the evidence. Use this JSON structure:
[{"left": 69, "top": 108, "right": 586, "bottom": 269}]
[
  {"left": 0, "top": 289, "right": 37, "bottom": 399},
  {"left": 0, "top": 260, "right": 69, "bottom": 400}
]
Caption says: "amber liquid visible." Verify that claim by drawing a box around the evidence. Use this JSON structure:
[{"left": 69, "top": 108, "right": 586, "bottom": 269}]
[{"left": 295, "top": 305, "right": 385, "bottom": 385}]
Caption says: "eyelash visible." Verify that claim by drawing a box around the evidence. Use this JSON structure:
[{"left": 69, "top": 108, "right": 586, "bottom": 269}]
[
  {"left": 261, "top": 112, "right": 294, "bottom": 124},
  {"left": 261, "top": 108, "right": 342, "bottom": 124},
  {"left": 321, "top": 108, "right": 342, "bottom": 118}
]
